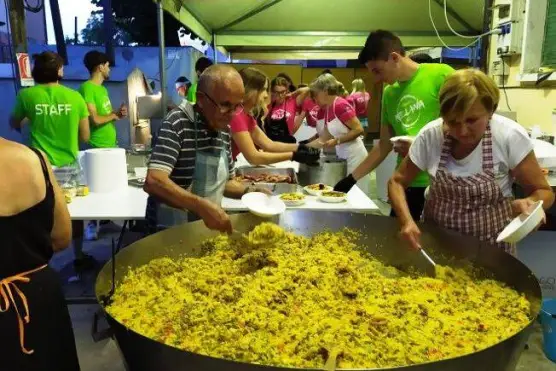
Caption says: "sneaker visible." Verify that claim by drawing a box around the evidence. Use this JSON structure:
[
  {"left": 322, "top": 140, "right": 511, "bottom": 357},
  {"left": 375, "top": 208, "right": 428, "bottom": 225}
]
[
  {"left": 85, "top": 221, "right": 98, "bottom": 241},
  {"left": 73, "top": 254, "right": 98, "bottom": 273}
]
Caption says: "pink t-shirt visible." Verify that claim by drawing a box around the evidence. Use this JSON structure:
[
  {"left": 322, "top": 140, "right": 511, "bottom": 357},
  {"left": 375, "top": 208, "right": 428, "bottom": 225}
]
[
  {"left": 348, "top": 92, "right": 370, "bottom": 117},
  {"left": 301, "top": 98, "right": 320, "bottom": 128},
  {"left": 316, "top": 97, "right": 357, "bottom": 128},
  {"left": 267, "top": 97, "right": 298, "bottom": 134},
  {"left": 230, "top": 111, "right": 257, "bottom": 159}
]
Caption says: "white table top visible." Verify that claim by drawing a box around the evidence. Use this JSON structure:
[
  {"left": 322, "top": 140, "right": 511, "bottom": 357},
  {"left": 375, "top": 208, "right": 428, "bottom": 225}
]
[
  {"left": 67, "top": 186, "right": 148, "bottom": 220},
  {"left": 222, "top": 185, "right": 379, "bottom": 213}
]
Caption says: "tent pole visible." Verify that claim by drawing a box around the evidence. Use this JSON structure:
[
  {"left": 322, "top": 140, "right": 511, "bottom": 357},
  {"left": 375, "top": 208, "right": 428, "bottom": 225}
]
[
  {"left": 157, "top": 0, "right": 167, "bottom": 113},
  {"left": 212, "top": 33, "right": 218, "bottom": 63}
]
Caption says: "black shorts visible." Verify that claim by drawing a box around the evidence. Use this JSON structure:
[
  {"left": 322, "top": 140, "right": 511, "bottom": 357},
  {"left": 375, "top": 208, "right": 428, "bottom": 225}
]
[{"left": 390, "top": 187, "right": 426, "bottom": 221}]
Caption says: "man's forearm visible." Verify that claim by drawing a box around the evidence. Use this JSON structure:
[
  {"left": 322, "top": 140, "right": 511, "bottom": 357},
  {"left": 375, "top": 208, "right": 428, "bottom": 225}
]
[
  {"left": 224, "top": 180, "right": 247, "bottom": 199},
  {"left": 352, "top": 143, "right": 392, "bottom": 181},
  {"left": 90, "top": 113, "right": 119, "bottom": 126}
]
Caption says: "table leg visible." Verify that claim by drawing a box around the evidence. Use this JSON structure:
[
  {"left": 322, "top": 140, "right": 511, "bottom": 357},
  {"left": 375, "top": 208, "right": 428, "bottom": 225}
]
[{"left": 115, "top": 220, "right": 129, "bottom": 253}]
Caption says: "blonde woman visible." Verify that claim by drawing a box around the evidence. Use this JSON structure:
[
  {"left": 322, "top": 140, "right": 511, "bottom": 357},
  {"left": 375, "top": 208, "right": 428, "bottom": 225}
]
[
  {"left": 230, "top": 67, "right": 319, "bottom": 165},
  {"left": 349, "top": 78, "right": 370, "bottom": 128},
  {"left": 389, "top": 69, "right": 554, "bottom": 254}
]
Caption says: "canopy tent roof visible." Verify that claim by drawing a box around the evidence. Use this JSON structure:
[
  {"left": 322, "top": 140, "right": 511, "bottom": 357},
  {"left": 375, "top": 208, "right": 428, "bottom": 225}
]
[{"left": 161, "top": 0, "right": 487, "bottom": 60}]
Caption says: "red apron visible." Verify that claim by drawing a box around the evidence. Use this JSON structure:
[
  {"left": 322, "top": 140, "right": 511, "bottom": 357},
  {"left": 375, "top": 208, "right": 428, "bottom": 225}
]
[{"left": 423, "top": 125, "right": 515, "bottom": 254}]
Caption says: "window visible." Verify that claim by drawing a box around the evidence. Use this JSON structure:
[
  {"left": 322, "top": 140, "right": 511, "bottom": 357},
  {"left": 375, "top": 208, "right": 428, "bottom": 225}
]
[{"left": 542, "top": 0, "right": 556, "bottom": 68}]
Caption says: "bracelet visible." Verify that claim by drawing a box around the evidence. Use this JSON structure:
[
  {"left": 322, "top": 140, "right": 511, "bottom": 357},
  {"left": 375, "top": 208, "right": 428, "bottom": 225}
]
[{"left": 336, "top": 138, "right": 341, "bottom": 145}]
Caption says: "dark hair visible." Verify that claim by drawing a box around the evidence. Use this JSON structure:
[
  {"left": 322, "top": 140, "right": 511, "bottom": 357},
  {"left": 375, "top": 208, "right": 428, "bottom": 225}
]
[
  {"left": 276, "top": 72, "right": 296, "bottom": 92},
  {"left": 320, "top": 69, "right": 333, "bottom": 76},
  {"left": 410, "top": 53, "right": 434, "bottom": 63},
  {"left": 175, "top": 76, "right": 191, "bottom": 86},
  {"left": 195, "top": 57, "right": 213, "bottom": 74},
  {"left": 298, "top": 83, "right": 308, "bottom": 88},
  {"left": 32, "top": 52, "right": 64, "bottom": 84},
  {"left": 271, "top": 76, "right": 290, "bottom": 91},
  {"left": 239, "top": 67, "right": 268, "bottom": 94},
  {"left": 358, "top": 30, "right": 405, "bottom": 64},
  {"left": 83, "top": 50, "right": 110, "bottom": 74}
]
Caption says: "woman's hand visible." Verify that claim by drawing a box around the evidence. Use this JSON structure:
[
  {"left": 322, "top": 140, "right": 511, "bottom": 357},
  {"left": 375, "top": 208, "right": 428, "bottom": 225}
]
[
  {"left": 400, "top": 221, "right": 422, "bottom": 250},
  {"left": 511, "top": 198, "right": 546, "bottom": 227},
  {"left": 324, "top": 138, "right": 338, "bottom": 148}
]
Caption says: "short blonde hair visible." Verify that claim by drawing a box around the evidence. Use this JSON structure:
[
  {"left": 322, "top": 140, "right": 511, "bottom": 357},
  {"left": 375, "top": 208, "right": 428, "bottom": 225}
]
[
  {"left": 351, "top": 78, "right": 366, "bottom": 94},
  {"left": 310, "top": 73, "right": 342, "bottom": 96},
  {"left": 439, "top": 69, "right": 500, "bottom": 118}
]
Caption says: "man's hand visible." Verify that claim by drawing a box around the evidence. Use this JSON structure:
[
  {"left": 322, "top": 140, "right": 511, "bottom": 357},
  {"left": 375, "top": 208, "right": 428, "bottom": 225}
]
[
  {"left": 400, "top": 220, "right": 422, "bottom": 250},
  {"left": 196, "top": 199, "right": 232, "bottom": 233},
  {"left": 244, "top": 185, "right": 273, "bottom": 195},
  {"left": 392, "top": 139, "right": 412, "bottom": 158},
  {"left": 334, "top": 174, "right": 357, "bottom": 193},
  {"left": 118, "top": 103, "right": 128, "bottom": 119}
]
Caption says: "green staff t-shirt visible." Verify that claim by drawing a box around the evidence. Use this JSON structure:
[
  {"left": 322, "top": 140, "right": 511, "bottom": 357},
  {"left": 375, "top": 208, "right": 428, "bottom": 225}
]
[
  {"left": 381, "top": 63, "right": 455, "bottom": 187},
  {"left": 13, "top": 84, "right": 88, "bottom": 167},
  {"left": 79, "top": 80, "right": 116, "bottom": 148}
]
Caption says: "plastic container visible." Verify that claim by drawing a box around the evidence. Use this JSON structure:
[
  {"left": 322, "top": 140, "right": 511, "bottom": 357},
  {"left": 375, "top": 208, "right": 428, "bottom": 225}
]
[{"left": 540, "top": 298, "right": 556, "bottom": 362}]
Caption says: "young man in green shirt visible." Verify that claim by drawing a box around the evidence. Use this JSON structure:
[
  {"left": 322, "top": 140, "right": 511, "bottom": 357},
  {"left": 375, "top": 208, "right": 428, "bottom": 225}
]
[
  {"left": 186, "top": 56, "right": 213, "bottom": 104},
  {"left": 334, "top": 30, "right": 454, "bottom": 219},
  {"left": 80, "top": 51, "right": 127, "bottom": 149},
  {"left": 11, "top": 52, "right": 90, "bottom": 167},
  {"left": 79, "top": 51, "right": 128, "bottom": 243}
]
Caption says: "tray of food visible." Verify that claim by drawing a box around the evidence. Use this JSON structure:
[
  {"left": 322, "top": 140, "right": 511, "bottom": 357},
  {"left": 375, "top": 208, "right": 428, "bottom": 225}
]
[{"left": 234, "top": 167, "right": 299, "bottom": 194}]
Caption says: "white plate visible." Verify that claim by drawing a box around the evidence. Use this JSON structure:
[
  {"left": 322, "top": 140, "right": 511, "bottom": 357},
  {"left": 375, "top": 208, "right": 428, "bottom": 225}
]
[
  {"left": 304, "top": 184, "right": 333, "bottom": 196},
  {"left": 241, "top": 192, "right": 286, "bottom": 217},
  {"left": 496, "top": 201, "right": 544, "bottom": 244},
  {"left": 318, "top": 192, "right": 348, "bottom": 203},
  {"left": 279, "top": 194, "right": 307, "bottom": 207},
  {"left": 390, "top": 136, "right": 414, "bottom": 144}
]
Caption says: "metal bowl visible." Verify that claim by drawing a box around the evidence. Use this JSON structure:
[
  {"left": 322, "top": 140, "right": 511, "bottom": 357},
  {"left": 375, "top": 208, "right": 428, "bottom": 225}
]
[{"left": 96, "top": 211, "right": 541, "bottom": 371}]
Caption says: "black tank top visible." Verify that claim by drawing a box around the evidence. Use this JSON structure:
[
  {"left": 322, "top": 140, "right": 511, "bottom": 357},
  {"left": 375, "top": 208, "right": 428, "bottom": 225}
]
[{"left": 0, "top": 148, "right": 55, "bottom": 278}]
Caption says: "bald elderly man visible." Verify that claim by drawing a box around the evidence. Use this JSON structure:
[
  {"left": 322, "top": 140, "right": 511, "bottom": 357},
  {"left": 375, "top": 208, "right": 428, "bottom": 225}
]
[{"left": 144, "top": 65, "right": 263, "bottom": 233}]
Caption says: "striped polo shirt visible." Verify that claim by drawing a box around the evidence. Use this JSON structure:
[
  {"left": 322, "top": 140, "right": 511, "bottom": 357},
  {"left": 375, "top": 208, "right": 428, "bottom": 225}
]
[{"left": 148, "top": 102, "right": 235, "bottom": 187}]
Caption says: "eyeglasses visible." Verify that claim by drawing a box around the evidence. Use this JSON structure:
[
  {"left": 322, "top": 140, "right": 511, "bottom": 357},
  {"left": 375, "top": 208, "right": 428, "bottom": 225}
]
[
  {"left": 199, "top": 90, "right": 243, "bottom": 114},
  {"left": 273, "top": 90, "right": 287, "bottom": 97}
]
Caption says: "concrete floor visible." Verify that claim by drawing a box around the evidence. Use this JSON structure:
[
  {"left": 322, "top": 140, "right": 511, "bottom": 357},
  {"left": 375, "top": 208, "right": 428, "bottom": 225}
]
[{"left": 50, "top": 172, "right": 556, "bottom": 371}]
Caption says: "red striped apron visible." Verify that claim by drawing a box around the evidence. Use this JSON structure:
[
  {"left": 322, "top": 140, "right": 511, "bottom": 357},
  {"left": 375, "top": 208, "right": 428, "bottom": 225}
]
[{"left": 422, "top": 125, "right": 515, "bottom": 254}]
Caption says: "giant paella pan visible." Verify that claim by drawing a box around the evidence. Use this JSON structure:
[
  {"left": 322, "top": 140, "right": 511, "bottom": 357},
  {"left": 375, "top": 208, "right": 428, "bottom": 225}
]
[{"left": 95, "top": 211, "right": 541, "bottom": 371}]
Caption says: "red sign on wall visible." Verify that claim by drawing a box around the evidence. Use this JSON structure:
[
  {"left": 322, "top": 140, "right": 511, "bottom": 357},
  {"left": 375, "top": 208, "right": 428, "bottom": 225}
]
[{"left": 16, "top": 53, "right": 34, "bottom": 87}]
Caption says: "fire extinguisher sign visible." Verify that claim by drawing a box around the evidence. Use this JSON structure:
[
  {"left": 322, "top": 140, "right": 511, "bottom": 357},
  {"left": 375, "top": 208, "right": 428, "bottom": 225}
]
[{"left": 16, "top": 53, "right": 35, "bottom": 87}]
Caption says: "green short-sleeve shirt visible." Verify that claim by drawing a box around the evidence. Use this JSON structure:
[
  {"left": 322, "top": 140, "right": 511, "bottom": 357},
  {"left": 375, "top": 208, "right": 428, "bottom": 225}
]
[
  {"left": 13, "top": 84, "right": 88, "bottom": 167},
  {"left": 79, "top": 80, "right": 117, "bottom": 148},
  {"left": 381, "top": 63, "right": 455, "bottom": 187}
]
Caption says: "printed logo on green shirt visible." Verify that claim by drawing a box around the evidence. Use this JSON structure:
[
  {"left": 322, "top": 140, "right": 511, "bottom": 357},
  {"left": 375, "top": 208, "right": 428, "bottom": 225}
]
[{"left": 395, "top": 95, "right": 426, "bottom": 130}]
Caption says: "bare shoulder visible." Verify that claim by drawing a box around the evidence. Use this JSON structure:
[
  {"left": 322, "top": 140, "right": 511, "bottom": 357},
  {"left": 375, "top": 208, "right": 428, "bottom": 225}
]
[{"left": 0, "top": 139, "right": 47, "bottom": 216}]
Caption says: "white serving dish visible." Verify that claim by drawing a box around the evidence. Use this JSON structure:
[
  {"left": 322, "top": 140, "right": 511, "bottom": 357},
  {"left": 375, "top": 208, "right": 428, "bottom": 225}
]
[
  {"left": 304, "top": 184, "right": 333, "bottom": 196},
  {"left": 496, "top": 201, "right": 544, "bottom": 244},
  {"left": 241, "top": 192, "right": 286, "bottom": 217},
  {"left": 279, "top": 194, "right": 307, "bottom": 207},
  {"left": 318, "top": 192, "right": 348, "bottom": 203}
]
